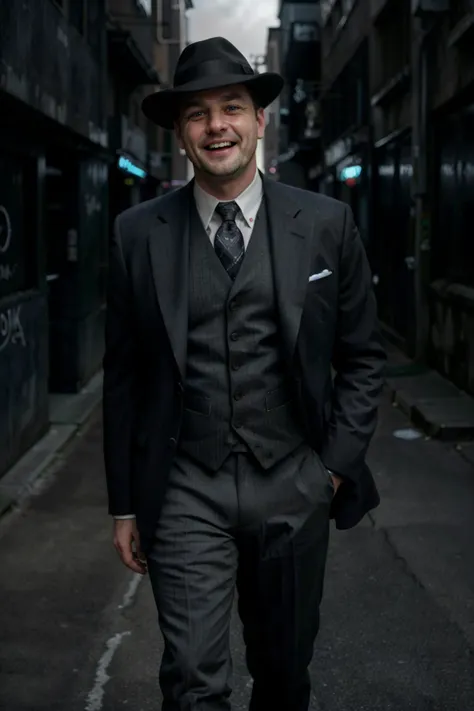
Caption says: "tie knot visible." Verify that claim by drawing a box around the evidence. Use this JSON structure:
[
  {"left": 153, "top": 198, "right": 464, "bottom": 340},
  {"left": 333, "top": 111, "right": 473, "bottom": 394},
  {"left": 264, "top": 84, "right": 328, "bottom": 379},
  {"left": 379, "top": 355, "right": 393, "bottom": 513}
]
[{"left": 216, "top": 201, "right": 239, "bottom": 222}]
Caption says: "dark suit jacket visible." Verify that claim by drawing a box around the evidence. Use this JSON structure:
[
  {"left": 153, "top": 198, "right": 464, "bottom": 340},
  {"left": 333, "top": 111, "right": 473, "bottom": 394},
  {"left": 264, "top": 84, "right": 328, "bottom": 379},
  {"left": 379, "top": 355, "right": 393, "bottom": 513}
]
[{"left": 103, "top": 176, "right": 386, "bottom": 552}]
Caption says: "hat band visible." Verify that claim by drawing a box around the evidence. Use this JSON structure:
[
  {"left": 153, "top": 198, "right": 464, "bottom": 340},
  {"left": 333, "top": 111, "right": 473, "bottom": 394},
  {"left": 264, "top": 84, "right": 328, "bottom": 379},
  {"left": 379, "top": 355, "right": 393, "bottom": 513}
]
[{"left": 175, "top": 59, "right": 255, "bottom": 88}]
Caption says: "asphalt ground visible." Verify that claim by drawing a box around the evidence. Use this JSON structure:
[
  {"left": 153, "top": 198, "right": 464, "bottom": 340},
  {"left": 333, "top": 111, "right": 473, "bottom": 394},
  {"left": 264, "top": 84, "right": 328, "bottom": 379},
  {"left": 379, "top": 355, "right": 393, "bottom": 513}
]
[{"left": 0, "top": 390, "right": 473, "bottom": 711}]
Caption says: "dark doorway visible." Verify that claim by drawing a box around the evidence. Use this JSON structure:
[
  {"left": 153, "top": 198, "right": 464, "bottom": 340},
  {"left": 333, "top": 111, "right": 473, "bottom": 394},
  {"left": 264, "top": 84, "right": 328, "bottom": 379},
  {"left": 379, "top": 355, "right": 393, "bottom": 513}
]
[
  {"left": 373, "top": 133, "right": 415, "bottom": 351},
  {"left": 43, "top": 154, "right": 79, "bottom": 392}
]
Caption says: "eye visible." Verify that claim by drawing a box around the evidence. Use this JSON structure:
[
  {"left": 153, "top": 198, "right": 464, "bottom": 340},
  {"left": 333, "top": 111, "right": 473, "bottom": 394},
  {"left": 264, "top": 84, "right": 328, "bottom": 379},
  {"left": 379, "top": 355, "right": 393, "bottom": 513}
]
[
  {"left": 226, "top": 104, "right": 241, "bottom": 113},
  {"left": 187, "top": 110, "right": 204, "bottom": 120}
]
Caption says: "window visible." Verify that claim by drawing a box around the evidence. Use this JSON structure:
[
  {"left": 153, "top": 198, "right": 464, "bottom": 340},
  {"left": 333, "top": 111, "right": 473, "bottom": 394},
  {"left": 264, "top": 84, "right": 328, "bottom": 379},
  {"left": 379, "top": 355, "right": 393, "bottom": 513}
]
[
  {"left": 0, "top": 154, "right": 37, "bottom": 299},
  {"left": 136, "top": 0, "right": 152, "bottom": 15},
  {"left": 69, "top": 0, "right": 85, "bottom": 34},
  {"left": 293, "top": 23, "right": 319, "bottom": 42},
  {"left": 450, "top": 0, "right": 474, "bottom": 29},
  {"left": 87, "top": 0, "right": 104, "bottom": 58},
  {"left": 435, "top": 106, "right": 474, "bottom": 285},
  {"left": 341, "top": 0, "right": 356, "bottom": 15},
  {"left": 372, "top": 0, "right": 411, "bottom": 92},
  {"left": 321, "top": 0, "right": 337, "bottom": 26}
]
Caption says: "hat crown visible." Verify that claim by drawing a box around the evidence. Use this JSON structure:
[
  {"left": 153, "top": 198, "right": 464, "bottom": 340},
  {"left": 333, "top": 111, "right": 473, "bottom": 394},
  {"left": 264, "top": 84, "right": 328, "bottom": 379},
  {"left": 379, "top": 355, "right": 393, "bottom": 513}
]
[
  {"left": 174, "top": 37, "right": 254, "bottom": 87},
  {"left": 141, "top": 37, "right": 283, "bottom": 129}
]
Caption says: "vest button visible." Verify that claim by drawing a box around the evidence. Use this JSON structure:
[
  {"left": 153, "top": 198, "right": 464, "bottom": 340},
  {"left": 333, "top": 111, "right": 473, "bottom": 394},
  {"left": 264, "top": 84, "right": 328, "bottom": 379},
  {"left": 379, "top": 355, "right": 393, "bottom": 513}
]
[
  {"left": 231, "top": 362, "right": 240, "bottom": 371},
  {"left": 234, "top": 419, "right": 243, "bottom": 429},
  {"left": 229, "top": 299, "right": 239, "bottom": 311},
  {"left": 234, "top": 391, "right": 243, "bottom": 401},
  {"left": 230, "top": 332, "right": 240, "bottom": 341}
]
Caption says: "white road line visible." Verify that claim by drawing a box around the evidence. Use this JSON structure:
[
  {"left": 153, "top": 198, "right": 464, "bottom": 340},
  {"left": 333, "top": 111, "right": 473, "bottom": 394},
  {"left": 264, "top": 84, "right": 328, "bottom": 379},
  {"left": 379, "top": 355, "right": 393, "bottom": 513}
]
[
  {"left": 118, "top": 572, "right": 143, "bottom": 610},
  {"left": 85, "top": 575, "right": 143, "bottom": 709},
  {"left": 85, "top": 631, "right": 131, "bottom": 711}
]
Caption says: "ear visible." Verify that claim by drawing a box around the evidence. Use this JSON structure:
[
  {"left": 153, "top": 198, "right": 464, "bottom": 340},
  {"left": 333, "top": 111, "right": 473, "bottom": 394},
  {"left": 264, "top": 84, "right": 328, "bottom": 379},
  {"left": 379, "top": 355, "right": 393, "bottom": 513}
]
[{"left": 256, "top": 108, "right": 265, "bottom": 140}]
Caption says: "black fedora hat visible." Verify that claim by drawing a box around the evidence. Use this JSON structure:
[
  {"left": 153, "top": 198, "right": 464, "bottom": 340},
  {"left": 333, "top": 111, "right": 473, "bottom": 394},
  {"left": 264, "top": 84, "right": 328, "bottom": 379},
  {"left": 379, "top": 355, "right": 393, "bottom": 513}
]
[{"left": 142, "top": 37, "right": 284, "bottom": 130}]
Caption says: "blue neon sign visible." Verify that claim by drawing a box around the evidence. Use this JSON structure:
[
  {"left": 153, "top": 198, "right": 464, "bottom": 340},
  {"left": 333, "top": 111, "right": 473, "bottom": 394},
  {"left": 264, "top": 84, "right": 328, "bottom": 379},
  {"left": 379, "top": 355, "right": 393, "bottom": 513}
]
[
  {"left": 118, "top": 156, "right": 147, "bottom": 179},
  {"left": 339, "top": 165, "right": 362, "bottom": 181}
]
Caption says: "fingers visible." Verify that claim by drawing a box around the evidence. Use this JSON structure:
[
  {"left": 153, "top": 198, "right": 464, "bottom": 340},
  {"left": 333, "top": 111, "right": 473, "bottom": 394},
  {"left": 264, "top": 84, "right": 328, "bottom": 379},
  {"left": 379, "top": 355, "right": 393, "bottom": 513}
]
[
  {"left": 114, "top": 541, "right": 147, "bottom": 574},
  {"left": 134, "top": 531, "right": 147, "bottom": 567},
  {"left": 114, "top": 530, "right": 147, "bottom": 575}
]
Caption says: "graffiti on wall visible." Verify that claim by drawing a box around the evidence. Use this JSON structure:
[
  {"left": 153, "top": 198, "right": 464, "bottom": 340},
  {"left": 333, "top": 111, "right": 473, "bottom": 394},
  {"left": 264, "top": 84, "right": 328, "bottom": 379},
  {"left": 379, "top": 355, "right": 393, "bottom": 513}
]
[
  {"left": 0, "top": 305, "right": 26, "bottom": 352},
  {"left": 0, "top": 205, "right": 18, "bottom": 283}
]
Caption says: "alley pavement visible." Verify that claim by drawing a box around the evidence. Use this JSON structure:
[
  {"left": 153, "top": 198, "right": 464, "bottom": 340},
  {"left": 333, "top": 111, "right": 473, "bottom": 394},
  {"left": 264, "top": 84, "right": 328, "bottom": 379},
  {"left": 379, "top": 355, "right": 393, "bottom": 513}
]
[{"left": 0, "top": 390, "right": 473, "bottom": 711}]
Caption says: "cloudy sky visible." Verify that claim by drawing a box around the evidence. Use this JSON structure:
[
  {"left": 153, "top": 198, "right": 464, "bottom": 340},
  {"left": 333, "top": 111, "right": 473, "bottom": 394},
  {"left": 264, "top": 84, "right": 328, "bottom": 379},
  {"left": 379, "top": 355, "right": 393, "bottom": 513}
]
[{"left": 189, "top": 0, "right": 279, "bottom": 66}]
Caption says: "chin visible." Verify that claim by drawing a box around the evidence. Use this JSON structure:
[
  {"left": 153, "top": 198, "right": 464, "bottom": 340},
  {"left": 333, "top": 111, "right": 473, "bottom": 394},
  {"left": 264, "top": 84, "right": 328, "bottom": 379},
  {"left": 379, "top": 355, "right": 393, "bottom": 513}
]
[{"left": 204, "top": 161, "right": 242, "bottom": 177}]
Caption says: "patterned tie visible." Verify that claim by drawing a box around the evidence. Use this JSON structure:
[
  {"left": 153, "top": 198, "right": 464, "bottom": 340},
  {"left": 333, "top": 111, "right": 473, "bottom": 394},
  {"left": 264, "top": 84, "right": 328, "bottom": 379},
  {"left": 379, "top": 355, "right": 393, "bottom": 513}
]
[{"left": 214, "top": 201, "right": 245, "bottom": 281}]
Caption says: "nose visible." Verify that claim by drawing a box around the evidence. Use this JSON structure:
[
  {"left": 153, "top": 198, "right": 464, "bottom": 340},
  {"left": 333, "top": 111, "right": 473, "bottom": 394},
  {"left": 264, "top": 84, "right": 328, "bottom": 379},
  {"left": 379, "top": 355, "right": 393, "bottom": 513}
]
[{"left": 206, "top": 107, "right": 227, "bottom": 134}]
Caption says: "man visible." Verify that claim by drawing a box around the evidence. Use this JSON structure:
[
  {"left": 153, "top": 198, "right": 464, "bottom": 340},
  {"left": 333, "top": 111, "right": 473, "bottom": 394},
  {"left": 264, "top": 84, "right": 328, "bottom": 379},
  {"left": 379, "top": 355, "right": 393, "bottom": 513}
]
[{"left": 103, "top": 37, "right": 385, "bottom": 711}]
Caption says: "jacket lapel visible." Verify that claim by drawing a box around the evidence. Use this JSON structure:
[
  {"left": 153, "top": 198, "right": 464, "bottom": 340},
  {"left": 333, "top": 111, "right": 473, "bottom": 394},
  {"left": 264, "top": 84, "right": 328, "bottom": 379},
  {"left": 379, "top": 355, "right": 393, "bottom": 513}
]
[
  {"left": 147, "top": 176, "right": 315, "bottom": 378},
  {"left": 263, "top": 176, "right": 316, "bottom": 362},
  {"left": 148, "top": 182, "right": 193, "bottom": 382}
]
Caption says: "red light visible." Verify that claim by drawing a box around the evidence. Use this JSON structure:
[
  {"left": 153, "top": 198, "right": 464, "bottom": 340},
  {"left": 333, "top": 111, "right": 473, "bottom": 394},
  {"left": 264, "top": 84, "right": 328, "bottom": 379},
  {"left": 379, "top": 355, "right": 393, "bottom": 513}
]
[{"left": 345, "top": 177, "right": 356, "bottom": 187}]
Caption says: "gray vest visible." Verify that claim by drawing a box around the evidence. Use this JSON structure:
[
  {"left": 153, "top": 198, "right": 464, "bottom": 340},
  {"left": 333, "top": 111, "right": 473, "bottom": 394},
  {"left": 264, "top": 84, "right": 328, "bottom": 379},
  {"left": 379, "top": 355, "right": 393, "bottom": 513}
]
[{"left": 178, "top": 198, "right": 304, "bottom": 471}]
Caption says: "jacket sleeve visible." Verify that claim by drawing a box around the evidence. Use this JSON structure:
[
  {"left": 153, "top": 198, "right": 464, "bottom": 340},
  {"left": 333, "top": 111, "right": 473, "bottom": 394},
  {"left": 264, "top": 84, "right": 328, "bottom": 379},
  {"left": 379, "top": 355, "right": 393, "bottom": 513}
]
[
  {"left": 102, "top": 216, "right": 136, "bottom": 515},
  {"left": 321, "top": 204, "right": 386, "bottom": 482}
]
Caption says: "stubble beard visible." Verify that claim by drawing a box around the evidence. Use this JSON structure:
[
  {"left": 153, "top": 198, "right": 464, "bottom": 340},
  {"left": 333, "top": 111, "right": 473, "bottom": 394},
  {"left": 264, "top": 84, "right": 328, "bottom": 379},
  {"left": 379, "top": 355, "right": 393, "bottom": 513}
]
[
  {"left": 199, "top": 144, "right": 255, "bottom": 180},
  {"left": 201, "top": 152, "right": 243, "bottom": 178},
  {"left": 202, "top": 160, "right": 242, "bottom": 178}
]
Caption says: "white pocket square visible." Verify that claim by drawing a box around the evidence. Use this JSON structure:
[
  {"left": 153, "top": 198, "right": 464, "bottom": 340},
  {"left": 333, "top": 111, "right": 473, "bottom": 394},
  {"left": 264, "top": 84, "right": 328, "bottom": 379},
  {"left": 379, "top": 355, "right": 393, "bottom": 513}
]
[{"left": 308, "top": 269, "right": 332, "bottom": 282}]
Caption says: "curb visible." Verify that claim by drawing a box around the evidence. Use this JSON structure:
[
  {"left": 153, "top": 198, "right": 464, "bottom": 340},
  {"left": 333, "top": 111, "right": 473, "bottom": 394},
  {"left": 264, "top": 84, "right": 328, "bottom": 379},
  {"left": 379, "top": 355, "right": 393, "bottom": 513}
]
[
  {"left": 0, "top": 372, "right": 103, "bottom": 518},
  {"left": 385, "top": 372, "right": 474, "bottom": 442},
  {"left": 382, "top": 335, "right": 474, "bottom": 441}
]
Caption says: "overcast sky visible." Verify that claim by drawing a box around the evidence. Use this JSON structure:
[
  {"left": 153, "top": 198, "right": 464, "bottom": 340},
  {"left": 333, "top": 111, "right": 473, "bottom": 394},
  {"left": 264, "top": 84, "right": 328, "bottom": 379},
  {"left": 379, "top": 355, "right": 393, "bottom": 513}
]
[{"left": 188, "top": 0, "right": 279, "bottom": 67}]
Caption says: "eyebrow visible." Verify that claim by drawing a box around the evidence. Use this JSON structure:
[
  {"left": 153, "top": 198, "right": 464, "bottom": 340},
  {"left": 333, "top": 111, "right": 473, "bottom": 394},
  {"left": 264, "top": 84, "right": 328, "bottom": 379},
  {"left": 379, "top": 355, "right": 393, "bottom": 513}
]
[
  {"left": 220, "top": 92, "right": 245, "bottom": 102},
  {"left": 182, "top": 92, "right": 247, "bottom": 111}
]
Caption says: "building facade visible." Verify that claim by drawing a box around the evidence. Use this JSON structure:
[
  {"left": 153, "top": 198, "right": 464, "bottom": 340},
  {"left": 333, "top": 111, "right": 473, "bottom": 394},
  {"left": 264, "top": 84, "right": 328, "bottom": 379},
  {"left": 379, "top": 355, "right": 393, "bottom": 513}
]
[
  {"left": 318, "top": 0, "right": 474, "bottom": 395},
  {"left": 154, "top": 0, "right": 194, "bottom": 189},
  {"left": 0, "top": 0, "right": 193, "bottom": 479},
  {"left": 320, "top": 0, "right": 371, "bottom": 247},
  {"left": 0, "top": 0, "right": 110, "bottom": 477},
  {"left": 264, "top": 27, "right": 282, "bottom": 178},
  {"left": 268, "top": 0, "right": 322, "bottom": 190},
  {"left": 426, "top": 1, "right": 474, "bottom": 394},
  {"left": 106, "top": 0, "right": 193, "bottom": 213}
]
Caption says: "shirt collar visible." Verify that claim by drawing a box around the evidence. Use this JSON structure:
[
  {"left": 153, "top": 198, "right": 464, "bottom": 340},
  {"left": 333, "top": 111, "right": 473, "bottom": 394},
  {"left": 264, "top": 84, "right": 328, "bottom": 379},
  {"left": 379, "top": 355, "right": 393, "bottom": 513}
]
[{"left": 194, "top": 169, "right": 263, "bottom": 231}]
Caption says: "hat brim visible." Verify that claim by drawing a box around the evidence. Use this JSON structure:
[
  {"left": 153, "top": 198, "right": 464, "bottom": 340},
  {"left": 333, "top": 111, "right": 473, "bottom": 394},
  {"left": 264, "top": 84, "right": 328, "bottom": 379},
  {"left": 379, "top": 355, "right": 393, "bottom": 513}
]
[{"left": 142, "top": 72, "right": 284, "bottom": 129}]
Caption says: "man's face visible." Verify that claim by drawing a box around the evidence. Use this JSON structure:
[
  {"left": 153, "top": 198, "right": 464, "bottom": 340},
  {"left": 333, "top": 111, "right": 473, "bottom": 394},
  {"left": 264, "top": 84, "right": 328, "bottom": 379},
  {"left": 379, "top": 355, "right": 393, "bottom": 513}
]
[{"left": 175, "top": 85, "right": 265, "bottom": 180}]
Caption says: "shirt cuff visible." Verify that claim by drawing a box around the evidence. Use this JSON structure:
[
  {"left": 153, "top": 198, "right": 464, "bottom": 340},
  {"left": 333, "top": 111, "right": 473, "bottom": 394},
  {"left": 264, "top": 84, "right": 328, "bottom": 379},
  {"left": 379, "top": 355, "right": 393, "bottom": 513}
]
[{"left": 113, "top": 514, "right": 136, "bottom": 520}]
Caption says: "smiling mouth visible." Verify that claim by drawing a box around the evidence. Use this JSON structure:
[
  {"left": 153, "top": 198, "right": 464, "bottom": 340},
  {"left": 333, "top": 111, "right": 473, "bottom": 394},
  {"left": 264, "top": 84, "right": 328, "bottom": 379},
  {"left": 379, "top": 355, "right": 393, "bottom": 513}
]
[{"left": 204, "top": 141, "right": 237, "bottom": 152}]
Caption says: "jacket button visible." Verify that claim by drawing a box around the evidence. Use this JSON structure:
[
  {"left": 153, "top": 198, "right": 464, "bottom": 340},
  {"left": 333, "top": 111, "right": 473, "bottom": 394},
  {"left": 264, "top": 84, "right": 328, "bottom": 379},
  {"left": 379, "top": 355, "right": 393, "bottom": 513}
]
[
  {"left": 229, "top": 299, "right": 239, "bottom": 311},
  {"left": 234, "top": 420, "right": 243, "bottom": 429},
  {"left": 234, "top": 391, "right": 243, "bottom": 401},
  {"left": 230, "top": 332, "right": 239, "bottom": 341},
  {"left": 231, "top": 362, "right": 240, "bottom": 371},
  {"left": 169, "top": 437, "right": 177, "bottom": 446}
]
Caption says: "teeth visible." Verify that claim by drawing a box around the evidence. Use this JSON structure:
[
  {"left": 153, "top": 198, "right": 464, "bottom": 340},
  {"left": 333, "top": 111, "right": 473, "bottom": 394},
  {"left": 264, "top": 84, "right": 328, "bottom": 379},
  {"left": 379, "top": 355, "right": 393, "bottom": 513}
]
[{"left": 207, "top": 142, "right": 233, "bottom": 150}]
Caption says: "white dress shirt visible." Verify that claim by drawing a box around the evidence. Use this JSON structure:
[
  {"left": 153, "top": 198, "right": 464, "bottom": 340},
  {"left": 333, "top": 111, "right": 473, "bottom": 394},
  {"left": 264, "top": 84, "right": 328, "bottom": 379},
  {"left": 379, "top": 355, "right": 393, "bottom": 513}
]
[
  {"left": 193, "top": 169, "right": 263, "bottom": 248},
  {"left": 114, "top": 170, "right": 264, "bottom": 521}
]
